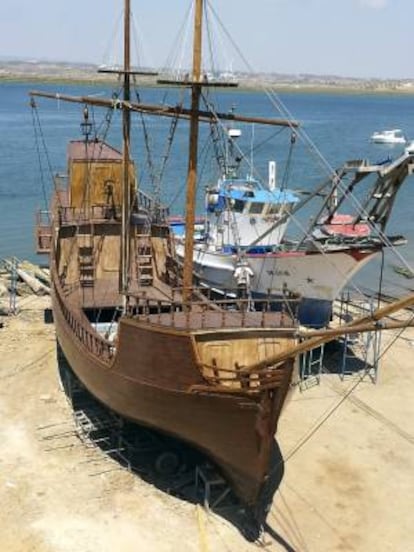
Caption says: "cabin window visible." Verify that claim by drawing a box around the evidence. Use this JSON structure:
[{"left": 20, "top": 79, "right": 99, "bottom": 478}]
[
  {"left": 232, "top": 199, "right": 245, "bottom": 213},
  {"left": 268, "top": 203, "right": 282, "bottom": 215},
  {"left": 249, "top": 202, "right": 264, "bottom": 214}
]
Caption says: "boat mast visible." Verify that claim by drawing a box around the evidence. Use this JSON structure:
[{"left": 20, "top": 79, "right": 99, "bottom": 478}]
[
  {"left": 183, "top": 0, "right": 203, "bottom": 303},
  {"left": 121, "top": 0, "right": 132, "bottom": 302}
]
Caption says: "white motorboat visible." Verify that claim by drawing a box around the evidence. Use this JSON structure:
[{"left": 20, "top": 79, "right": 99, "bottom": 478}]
[{"left": 370, "top": 129, "right": 407, "bottom": 144}]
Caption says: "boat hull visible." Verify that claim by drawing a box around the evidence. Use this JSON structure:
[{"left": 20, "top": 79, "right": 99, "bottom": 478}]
[
  {"left": 52, "top": 279, "right": 294, "bottom": 520},
  {"left": 176, "top": 244, "right": 377, "bottom": 327}
]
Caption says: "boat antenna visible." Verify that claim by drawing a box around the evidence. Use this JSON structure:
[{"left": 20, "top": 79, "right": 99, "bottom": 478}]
[
  {"left": 182, "top": 0, "right": 204, "bottom": 303},
  {"left": 249, "top": 123, "right": 255, "bottom": 180},
  {"left": 121, "top": 0, "right": 132, "bottom": 305}
]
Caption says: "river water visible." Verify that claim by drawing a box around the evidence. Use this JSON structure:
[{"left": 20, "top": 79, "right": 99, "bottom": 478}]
[{"left": 1, "top": 81, "right": 413, "bottom": 298}]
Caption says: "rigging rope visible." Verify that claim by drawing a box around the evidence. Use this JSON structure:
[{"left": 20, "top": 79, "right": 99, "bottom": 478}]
[
  {"left": 197, "top": 98, "right": 370, "bottom": 302},
  {"left": 160, "top": 0, "right": 193, "bottom": 78},
  {"left": 251, "top": 125, "right": 286, "bottom": 154},
  {"left": 206, "top": 0, "right": 414, "bottom": 277},
  {"left": 100, "top": 10, "right": 123, "bottom": 68},
  {"left": 280, "top": 132, "right": 296, "bottom": 191},
  {"left": 30, "top": 99, "right": 62, "bottom": 206},
  {"left": 155, "top": 104, "right": 182, "bottom": 207},
  {"left": 31, "top": 100, "right": 51, "bottom": 216},
  {"left": 204, "top": 0, "right": 414, "bottom": 309},
  {"left": 134, "top": 88, "right": 157, "bottom": 191},
  {"left": 271, "top": 309, "right": 414, "bottom": 478},
  {"left": 134, "top": 86, "right": 183, "bottom": 215},
  {"left": 207, "top": 119, "right": 226, "bottom": 175},
  {"left": 204, "top": 0, "right": 217, "bottom": 77}
]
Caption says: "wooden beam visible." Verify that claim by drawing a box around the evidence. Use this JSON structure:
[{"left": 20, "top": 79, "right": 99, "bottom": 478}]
[
  {"left": 242, "top": 291, "right": 414, "bottom": 372},
  {"left": 30, "top": 90, "right": 299, "bottom": 128}
]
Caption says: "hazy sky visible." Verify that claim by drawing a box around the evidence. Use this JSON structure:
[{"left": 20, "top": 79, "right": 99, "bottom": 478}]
[{"left": 0, "top": 0, "right": 410, "bottom": 79}]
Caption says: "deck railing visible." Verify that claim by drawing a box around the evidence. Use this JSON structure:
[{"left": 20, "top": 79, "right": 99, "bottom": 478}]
[
  {"left": 127, "top": 287, "right": 299, "bottom": 331},
  {"left": 55, "top": 196, "right": 168, "bottom": 227},
  {"left": 188, "top": 359, "right": 293, "bottom": 395},
  {"left": 55, "top": 282, "right": 115, "bottom": 363},
  {"left": 35, "top": 209, "right": 52, "bottom": 253},
  {"left": 137, "top": 189, "right": 170, "bottom": 220}
]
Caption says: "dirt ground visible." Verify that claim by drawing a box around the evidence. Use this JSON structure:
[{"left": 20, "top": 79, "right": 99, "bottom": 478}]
[{"left": 0, "top": 296, "right": 413, "bottom": 552}]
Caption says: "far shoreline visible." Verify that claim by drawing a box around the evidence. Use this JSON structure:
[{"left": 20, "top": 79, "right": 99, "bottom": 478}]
[{"left": 1, "top": 70, "right": 414, "bottom": 96}]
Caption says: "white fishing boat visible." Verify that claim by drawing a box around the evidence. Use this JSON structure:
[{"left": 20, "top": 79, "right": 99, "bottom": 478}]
[
  {"left": 370, "top": 129, "right": 407, "bottom": 144},
  {"left": 170, "top": 128, "right": 299, "bottom": 250},
  {"left": 175, "top": 154, "right": 414, "bottom": 327}
]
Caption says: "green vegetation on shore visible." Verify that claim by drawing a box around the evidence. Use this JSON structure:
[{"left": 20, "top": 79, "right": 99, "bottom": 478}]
[{"left": 1, "top": 61, "right": 414, "bottom": 95}]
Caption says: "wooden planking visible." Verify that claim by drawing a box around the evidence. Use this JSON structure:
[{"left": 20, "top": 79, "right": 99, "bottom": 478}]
[{"left": 68, "top": 157, "right": 136, "bottom": 209}]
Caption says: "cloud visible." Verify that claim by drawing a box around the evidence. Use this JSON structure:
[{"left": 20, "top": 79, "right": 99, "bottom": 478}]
[{"left": 359, "top": 0, "right": 388, "bottom": 8}]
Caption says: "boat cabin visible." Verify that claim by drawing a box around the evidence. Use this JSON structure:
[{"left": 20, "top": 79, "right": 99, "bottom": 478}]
[
  {"left": 67, "top": 140, "right": 136, "bottom": 209},
  {"left": 198, "top": 177, "right": 300, "bottom": 249},
  {"left": 206, "top": 178, "right": 298, "bottom": 217}
]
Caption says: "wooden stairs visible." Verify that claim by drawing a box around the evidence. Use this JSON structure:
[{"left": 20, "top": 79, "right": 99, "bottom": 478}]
[
  {"left": 78, "top": 234, "right": 95, "bottom": 288},
  {"left": 135, "top": 233, "right": 153, "bottom": 287}
]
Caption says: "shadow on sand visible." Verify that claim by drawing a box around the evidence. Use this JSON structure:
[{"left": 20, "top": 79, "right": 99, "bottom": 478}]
[{"left": 322, "top": 339, "right": 374, "bottom": 376}]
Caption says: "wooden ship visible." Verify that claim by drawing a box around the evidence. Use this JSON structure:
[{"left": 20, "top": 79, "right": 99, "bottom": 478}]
[
  {"left": 32, "top": 0, "right": 414, "bottom": 528},
  {"left": 32, "top": 0, "right": 302, "bottom": 524}
]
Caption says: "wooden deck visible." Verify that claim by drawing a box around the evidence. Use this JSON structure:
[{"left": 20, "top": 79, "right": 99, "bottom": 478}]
[{"left": 67, "top": 278, "right": 179, "bottom": 309}]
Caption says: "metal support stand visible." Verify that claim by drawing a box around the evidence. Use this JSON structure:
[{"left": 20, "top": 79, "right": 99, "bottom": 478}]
[
  {"left": 195, "top": 464, "right": 231, "bottom": 510},
  {"left": 299, "top": 342, "right": 324, "bottom": 390},
  {"left": 339, "top": 296, "right": 381, "bottom": 383},
  {"left": 359, "top": 328, "right": 381, "bottom": 383},
  {"left": 9, "top": 257, "right": 18, "bottom": 315}
]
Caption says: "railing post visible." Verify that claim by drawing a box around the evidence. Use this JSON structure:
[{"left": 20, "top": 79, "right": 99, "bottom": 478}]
[
  {"left": 185, "top": 300, "right": 190, "bottom": 328},
  {"left": 201, "top": 304, "right": 206, "bottom": 328},
  {"left": 221, "top": 305, "right": 226, "bottom": 328}
]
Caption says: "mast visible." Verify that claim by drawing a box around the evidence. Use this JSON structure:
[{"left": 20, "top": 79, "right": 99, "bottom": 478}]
[
  {"left": 121, "top": 0, "right": 131, "bottom": 302},
  {"left": 182, "top": 0, "right": 203, "bottom": 303}
]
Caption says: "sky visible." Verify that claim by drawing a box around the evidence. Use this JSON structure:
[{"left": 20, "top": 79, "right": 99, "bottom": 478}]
[{"left": 0, "top": 0, "right": 411, "bottom": 80}]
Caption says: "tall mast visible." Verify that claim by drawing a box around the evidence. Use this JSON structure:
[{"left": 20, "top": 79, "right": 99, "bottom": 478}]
[
  {"left": 121, "top": 0, "right": 131, "bottom": 300},
  {"left": 183, "top": 0, "right": 203, "bottom": 303}
]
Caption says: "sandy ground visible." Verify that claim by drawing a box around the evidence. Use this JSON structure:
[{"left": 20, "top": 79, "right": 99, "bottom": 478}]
[{"left": 0, "top": 296, "right": 413, "bottom": 552}]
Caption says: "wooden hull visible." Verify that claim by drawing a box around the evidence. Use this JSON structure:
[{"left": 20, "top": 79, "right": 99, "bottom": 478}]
[
  {"left": 52, "top": 278, "right": 294, "bottom": 518},
  {"left": 45, "top": 140, "right": 296, "bottom": 521}
]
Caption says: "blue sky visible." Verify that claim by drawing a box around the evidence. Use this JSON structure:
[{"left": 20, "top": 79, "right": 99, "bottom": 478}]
[{"left": 0, "top": 0, "right": 410, "bottom": 79}]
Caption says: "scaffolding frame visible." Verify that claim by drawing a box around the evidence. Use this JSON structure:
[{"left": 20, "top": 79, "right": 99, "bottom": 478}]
[
  {"left": 299, "top": 342, "right": 325, "bottom": 391},
  {"left": 338, "top": 293, "right": 381, "bottom": 383}
]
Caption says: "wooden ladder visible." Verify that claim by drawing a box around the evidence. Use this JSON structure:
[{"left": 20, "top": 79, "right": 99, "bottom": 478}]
[
  {"left": 136, "top": 233, "right": 153, "bottom": 286},
  {"left": 78, "top": 234, "right": 95, "bottom": 288}
]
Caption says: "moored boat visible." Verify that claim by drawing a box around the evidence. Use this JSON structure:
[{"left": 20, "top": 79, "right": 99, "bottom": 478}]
[{"left": 370, "top": 128, "right": 407, "bottom": 144}]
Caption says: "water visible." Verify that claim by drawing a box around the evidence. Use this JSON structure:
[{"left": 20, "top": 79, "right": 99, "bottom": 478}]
[{"left": 1, "top": 81, "right": 414, "bottom": 297}]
